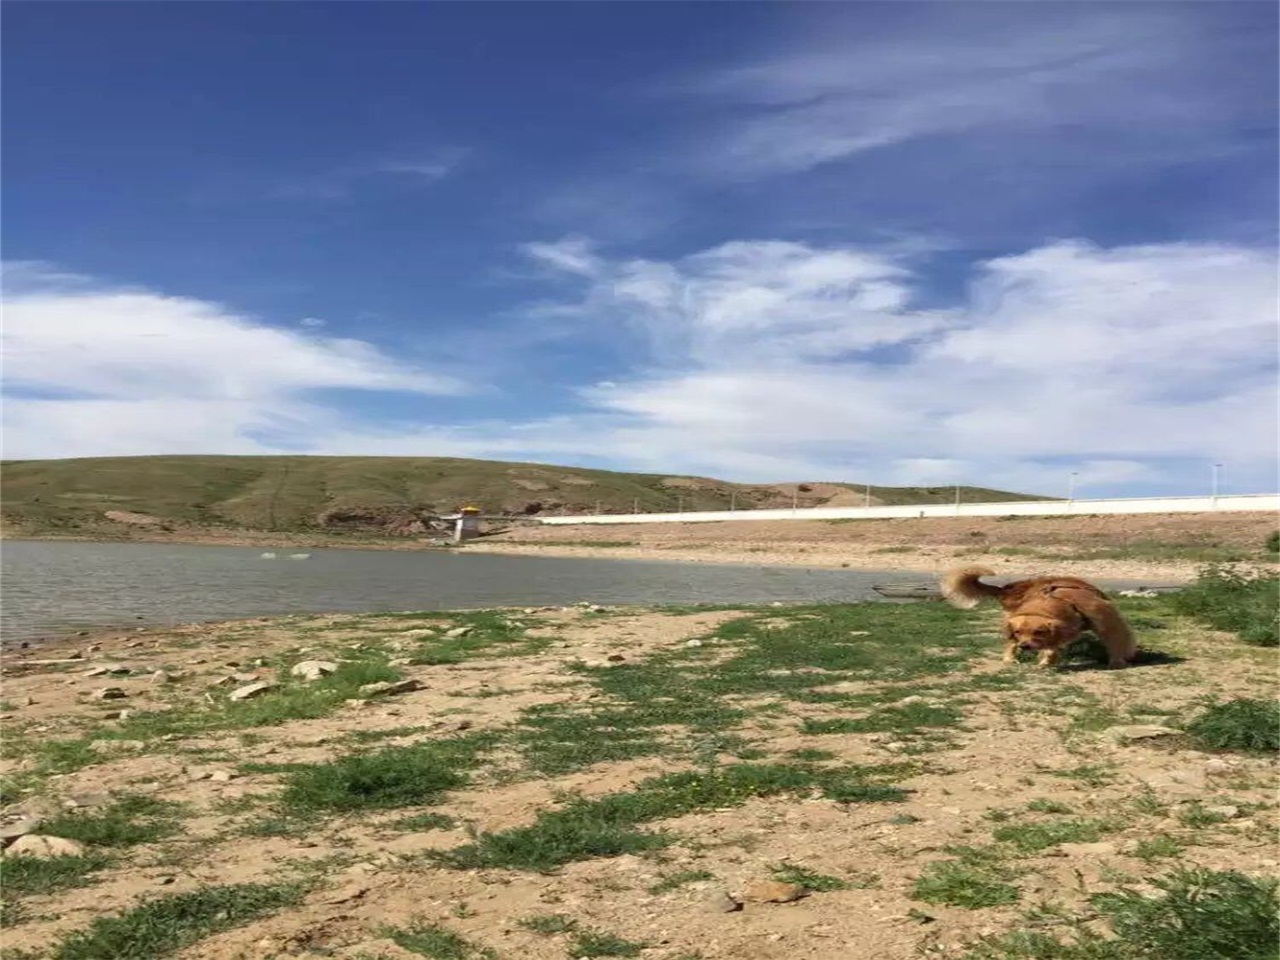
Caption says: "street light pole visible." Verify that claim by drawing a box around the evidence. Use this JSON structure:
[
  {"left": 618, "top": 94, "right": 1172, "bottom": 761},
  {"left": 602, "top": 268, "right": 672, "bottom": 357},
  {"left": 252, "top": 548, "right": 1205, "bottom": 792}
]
[
  {"left": 1068, "top": 471, "right": 1079, "bottom": 503},
  {"left": 730, "top": 491, "right": 737, "bottom": 511},
  {"left": 954, "top": 484, "right": 961, "bottom": 514},
  {"left": 864, "top": 483, "right": 871, "bottom": 508},
  {"left": 1212, "top": 463, "right": 1223, "bottom": 504}
]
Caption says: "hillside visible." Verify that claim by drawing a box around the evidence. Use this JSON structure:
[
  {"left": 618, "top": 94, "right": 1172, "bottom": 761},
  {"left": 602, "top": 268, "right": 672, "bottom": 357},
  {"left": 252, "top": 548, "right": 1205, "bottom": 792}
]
[{"left": 0, "top": 455, "right": 1053, "bottom": 537}]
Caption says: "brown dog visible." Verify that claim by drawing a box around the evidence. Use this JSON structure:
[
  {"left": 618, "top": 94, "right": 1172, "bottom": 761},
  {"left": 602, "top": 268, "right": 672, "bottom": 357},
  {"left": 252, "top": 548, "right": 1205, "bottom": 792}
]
[{"left": 941, "top": 565, "right": 1137, "bottom": 668}]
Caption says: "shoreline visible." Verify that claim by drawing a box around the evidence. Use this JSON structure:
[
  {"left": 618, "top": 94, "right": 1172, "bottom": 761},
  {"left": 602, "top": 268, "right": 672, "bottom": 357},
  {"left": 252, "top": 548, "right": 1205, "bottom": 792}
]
[{"left": 3, "top": 529, "right": 1223, "bottom": 580}]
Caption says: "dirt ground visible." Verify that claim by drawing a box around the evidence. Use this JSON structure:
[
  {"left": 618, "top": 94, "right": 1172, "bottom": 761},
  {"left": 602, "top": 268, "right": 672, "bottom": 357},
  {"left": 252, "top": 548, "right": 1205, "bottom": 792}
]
[
  {"left": 1, "top": 596, "right": 1274, "bottom": 960},
  {"left": 469, "top": 512, "right": 1279, "bottom": 582}
]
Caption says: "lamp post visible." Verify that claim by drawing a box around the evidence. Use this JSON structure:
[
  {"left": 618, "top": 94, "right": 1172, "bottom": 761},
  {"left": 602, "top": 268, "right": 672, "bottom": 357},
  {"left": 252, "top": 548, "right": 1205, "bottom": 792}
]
[
  {"left": 864, "top": 484, "right": 871, "bottom": 508},
  {"left": 1068, "top": 471, "right": 1079, "bottom": 504},
  {"left": 1212, "top": 463, "right": 1223, "bottom": 505},
  {"left": 954, "top": 484, "right": 961, "bottom": 514}
]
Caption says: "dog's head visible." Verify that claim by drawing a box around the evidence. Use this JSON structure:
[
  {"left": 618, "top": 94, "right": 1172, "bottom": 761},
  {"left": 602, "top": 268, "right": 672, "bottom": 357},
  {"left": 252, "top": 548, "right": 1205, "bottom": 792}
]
[{"left": 1006, "top": 613, "right": 1081, "bottom": 653}]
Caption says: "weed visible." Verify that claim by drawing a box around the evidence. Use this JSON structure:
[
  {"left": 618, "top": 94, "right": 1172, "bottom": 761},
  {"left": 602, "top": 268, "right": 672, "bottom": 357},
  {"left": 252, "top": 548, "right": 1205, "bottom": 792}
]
[
  {"left": 1025, "top": 799, "right": 1073, "bottom": 814},
  {"left": 647, "top": 869, "right": 716, "bottom": 894},
  {"left": 49, "top": 883, "right": 303, "bottom": 959},
  {"left": 385, "top": 920, "right": 497, "bottom": 959},
  {"left": 520, "top": 913, "right": 580, "bottom": 935},
  {"left": 1171, "top": 565, "right": 1279, "bottom": 647},
  {"left": 1132, "top": 835, "right": 1184, "bottom": 862},
  {"left": 789, "top": 748, "right": 838, "bottom": 761},
  {"left": 964, "top": 867, "right": 1278, "bottom": 960},
  {"left": 391, "top": 812, "right": 459, "bottom": 832},
  {"left": 278, "top": 733, "right": 494, "bottom": 813},
  {"left": 992, "top": 818, "right": 1118, "bottom": 854},
  {"left": 1185, "top": 699, "right": 1279, "bottom": 753},
  {"left": 436, "top": 762, "right": 905, "bottom": 871},
  {"left": 40, "top": 795, "right": 183, "bottom": 848},
  {"left": 1266, "top": 531, "right": 1279, "bottom": 555},
  {"left": 1178, "top": 802, "right": 1236, "bottom": 828},
  {"left": 1049, "top": 764, "right": 1116, "bottom": 787},
  {"left": 800, "top": 701, "right": 963, "bottom": 736},
  {"left": 769, "top": 862, "right": 849, "bottom": 891},
  {"left": 1, "top": 852, "right": 114, "bottom": 900},
  {"left": 914, "top": 858, "right": 1020, "bottom": 909},
  {"left": 518, "top": 915, "right": 644, "bottom": 958},
  {"left": 569, "top": 929, "right": 645, "bottom": 958}
]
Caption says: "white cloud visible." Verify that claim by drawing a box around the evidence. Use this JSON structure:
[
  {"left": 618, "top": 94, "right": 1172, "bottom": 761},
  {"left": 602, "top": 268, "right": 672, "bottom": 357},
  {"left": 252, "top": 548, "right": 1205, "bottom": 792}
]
[
  {"left": 1, "top": 263, "right": 468, "bottom": 459},
  {"left": 5, "top": 239, "right": 1275, "bottom": 498},
  {"left": 484, "top": 237, "right": 1277, "bottom": 494}
]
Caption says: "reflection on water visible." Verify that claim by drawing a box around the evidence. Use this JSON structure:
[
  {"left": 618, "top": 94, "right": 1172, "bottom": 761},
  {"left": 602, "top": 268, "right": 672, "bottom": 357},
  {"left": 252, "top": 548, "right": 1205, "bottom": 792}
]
[{"left": 2, "top": 540, "right": 911, "bottom": 642}]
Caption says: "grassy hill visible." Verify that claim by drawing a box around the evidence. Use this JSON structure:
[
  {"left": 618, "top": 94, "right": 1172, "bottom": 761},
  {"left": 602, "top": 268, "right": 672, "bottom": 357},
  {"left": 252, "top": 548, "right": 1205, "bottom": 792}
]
[{"left": 0, "top": 455, "right": 1054, "bottom": 537}]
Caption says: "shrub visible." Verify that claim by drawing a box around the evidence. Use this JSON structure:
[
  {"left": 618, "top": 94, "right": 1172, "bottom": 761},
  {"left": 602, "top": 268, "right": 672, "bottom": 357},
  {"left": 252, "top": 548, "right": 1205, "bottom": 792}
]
[
  {"left": 1171, "top": 565, "right": 1278, "bottom": 647},
  {"left": 1185, "top": 698, "right": 1279, "bottom": 753}
]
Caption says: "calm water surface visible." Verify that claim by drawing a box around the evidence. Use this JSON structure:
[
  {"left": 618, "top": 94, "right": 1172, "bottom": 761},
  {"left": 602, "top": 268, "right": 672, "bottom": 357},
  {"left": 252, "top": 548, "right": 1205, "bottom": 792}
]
[{"left": 2, "top": 540, "right": 920, "bottom": 642}]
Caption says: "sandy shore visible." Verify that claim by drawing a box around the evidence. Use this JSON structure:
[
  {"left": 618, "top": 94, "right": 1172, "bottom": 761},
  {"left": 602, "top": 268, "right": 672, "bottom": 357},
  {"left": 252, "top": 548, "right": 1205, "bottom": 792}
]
[{"left": 466, "top": 511, "right": 1278, "bottom": 583}]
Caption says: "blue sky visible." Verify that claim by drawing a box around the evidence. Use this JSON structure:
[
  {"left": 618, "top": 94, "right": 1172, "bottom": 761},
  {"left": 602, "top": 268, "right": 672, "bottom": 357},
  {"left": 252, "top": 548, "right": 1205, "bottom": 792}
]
[{"left": 4, "top": 1, "right": 1277, "bottom": 496}]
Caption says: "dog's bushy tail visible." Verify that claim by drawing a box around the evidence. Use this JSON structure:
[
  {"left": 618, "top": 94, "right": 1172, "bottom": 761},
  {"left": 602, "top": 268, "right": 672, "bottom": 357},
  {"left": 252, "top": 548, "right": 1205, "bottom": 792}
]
[{"left": 940, "top": 565, "right": 1002, "bottom": 609}]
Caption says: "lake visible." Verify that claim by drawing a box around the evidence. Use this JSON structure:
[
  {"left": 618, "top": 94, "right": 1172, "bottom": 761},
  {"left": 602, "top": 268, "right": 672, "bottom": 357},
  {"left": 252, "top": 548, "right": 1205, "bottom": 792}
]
[{"left": 1, "top": 540, "right": 918, "bottom": 642}]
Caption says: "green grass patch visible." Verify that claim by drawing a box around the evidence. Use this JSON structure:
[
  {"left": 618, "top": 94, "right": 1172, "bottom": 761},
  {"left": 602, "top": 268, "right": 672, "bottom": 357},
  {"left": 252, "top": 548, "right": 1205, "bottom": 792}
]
[
  {"left": 991, "top": 817, "right": 1118, "bottom": 854},
  {"left": 914, "top": 855, "right": 1020, "bottom": 909},
  {"left": 385, "top": 920, "right": 497, "bottom": 959},
  {"left": 1, "top": 852, "right": 114, "bottom": 901},
  {"left": 436, "top": 762, "right": 905, "bottom": 872},
  {"left": 40, "top": 795, "right": 183, "bottom": 849},
  {"left": 517, "top": 914, "right": 643, "bottom": 958},
  {"left": 800, "top": 700, "right": 963, "bottom": 736},
  {"left": 1131, "top": 835, "right": 1184, "bottom": 862},
  {"left": 647, "top": 869, "right": 716, "bottom": 894},
  {"left": 1171, "top": 565, "right": 1279, "bottom": 647},
  {"left": 1184, "top": 698, "right": 1279, "bottom": 753},
  {"left": 48, "top": 882, "right": 303, "bottom": 959},
  {"left": 1025, "top": 799, "right": 1073, "bottom": 814},
  {"left": 963, "top": 867, "right": 1278, "bottom": 959},
  {"left": 278, "top": 733, "right": 494, "bottom": 814},
  {"left": 769, "top": 862, "right": 850, "bottom": 891},
  {"left": 390, "top": 812, "right": 459, "bottom": 832}
]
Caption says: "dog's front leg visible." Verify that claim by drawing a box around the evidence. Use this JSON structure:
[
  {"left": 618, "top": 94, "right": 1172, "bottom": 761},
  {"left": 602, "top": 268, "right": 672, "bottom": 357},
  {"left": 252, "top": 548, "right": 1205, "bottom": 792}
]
[{"left": 1036, "top": 648, "right": 1062, "bottom": 669}]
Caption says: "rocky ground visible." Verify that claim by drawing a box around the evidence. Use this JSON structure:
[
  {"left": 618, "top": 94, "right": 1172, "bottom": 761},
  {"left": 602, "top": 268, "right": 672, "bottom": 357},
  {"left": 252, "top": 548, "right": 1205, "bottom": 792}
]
[
  {"left": 0, "top": 595, "right": 1275, "bottom": 959},
  {"left": 469, "top": 511, "right": 1280, "bottom": 582}
]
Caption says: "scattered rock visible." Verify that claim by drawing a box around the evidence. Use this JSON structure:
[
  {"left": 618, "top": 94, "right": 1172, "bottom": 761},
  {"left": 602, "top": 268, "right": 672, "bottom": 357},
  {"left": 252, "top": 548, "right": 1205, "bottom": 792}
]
[
  {"left": 290, "top": 660, "right": 338, "bottom": 682},
  {"left": 0, "top": 817, "right": 45, "bottom": 842},
  {"left": 228, "top": 681, "right": 277, "bottom": 701},
  {"left": 64, "top": 792, "right": 112, "bottom": 809},
  {"left": 1204, "top": 804, "right": 1241, "bottom": 819},
  {"left": 606, "top": 654, "right": 626, "bottom": 663},
  {"left": 4, "top": 835, "right": 87, "bottom": 858},
  {"left": 209, "top": 770, "right": 237, "bottom": 784},
  {"left": 444, "top": 626, "right": 474, "bottom": 639},
  {"left": 1055, "top": 842, "right": 1118, "bottom": 857},
  {"left": 101, "top": 709, "right": 132, "bottom": 721},
  {"left": 1102, "top": 725, "right": 1179, "bottom": 744},
  {"left": 742, "top": 880, "right": 809, "bottom": 904},
  {"left": 231, "top": 672, "right": 261, "bottom": 683},
  {"left": 685, "top": 639, "right": 704, "bottom": 649},
  {"left": 14, "top": 798, "right": 63, "bottom": 819},
  {"left": 91, "top": 687, "right": 128, "bottom": 701},
  {"left": 158, "top": 875, "right": 177, "bottom": 885},
  {"left": 357, "top": 679, "right": 421, "bottom": 698},
  {"left": 85, "top": 664, "right": 131, "bottom": 677},
  {"left": 848, "top": 631, "right": 871, "bottom": 637},
  {"left": 209, "top": 676, "right": 235, "bottom": 688},
  {"left": 706, "top": 891, "right": 743, "bottom": 913},
  {"left": 150, "top": 670, "right": 180, "bottom": 684},
  {"left": 322, "top": 881, "right": 373, "bottom": 905},
  {"left": 1203, "top": 758, "right": 1236, "bottom": 776}
]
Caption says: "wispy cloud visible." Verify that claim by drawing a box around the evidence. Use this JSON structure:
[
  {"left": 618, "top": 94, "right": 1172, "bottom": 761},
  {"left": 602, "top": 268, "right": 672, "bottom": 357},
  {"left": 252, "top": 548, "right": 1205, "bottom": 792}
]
[
  {"left": 686, "top": 6, "right": 1272, "bottom": 179},
  {"left": 274, "top": 147, "right": 469, "bottom": 200}
]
